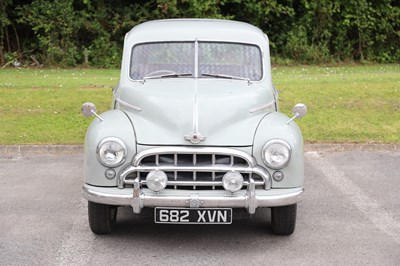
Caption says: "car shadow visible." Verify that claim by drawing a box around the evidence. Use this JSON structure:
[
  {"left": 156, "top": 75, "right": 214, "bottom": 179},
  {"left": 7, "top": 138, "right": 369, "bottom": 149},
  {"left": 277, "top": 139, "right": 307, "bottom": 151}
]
[{"left": 87, "top": 206, "right": 302, "bottom": 259}]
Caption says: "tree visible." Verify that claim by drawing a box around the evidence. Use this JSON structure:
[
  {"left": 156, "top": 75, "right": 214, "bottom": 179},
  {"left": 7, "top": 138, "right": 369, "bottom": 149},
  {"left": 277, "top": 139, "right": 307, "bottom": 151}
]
[
  {"left": 0, "top": 0, "right": 398, "bottom": 67},
  {"left": 17, "top": 0, "right": 81, "bottom": 65}
]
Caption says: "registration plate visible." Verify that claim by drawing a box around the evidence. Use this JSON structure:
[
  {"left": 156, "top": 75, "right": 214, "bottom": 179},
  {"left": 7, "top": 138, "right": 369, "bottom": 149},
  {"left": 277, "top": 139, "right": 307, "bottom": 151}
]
[{"left": 155, "top": 207, "right": 232, "bottom": 224}]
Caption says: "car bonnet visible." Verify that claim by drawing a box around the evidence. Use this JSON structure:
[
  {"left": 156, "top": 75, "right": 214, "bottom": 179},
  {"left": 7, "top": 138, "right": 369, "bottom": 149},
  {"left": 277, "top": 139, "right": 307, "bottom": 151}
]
[{"left": 118, "top": 79, "right": 275, "bottom": 146}]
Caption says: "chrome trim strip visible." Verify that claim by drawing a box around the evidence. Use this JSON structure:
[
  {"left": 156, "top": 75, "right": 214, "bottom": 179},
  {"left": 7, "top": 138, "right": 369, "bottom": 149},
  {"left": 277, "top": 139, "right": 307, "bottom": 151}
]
[
  {"left": 115, "top": 97, "right": 142, "bottom": 112},
  {"left": 113, "top": 91, "right": 142, "bottom": 112},
  {"left": 184, "top": 77, "right": 206, "bottom": 144},
  {"left": 82, "top": 185, "right": 304, "bottom": 214},
  {"left": 249, "top": 100, "right": 275, "bottom": 113},
  {"left": 194, "top": 39, "right": 199, "bottom": 78},
  {"left": 193, "top": 82, "right": 198, "bottom": 133}
]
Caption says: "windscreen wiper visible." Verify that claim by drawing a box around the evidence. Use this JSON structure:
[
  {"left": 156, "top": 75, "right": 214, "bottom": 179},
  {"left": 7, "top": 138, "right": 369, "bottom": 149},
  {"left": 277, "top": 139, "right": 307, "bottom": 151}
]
[
  {"left": 201, "top": 73, "right": 250, "bottom": 82},
  {"left": 143, "top": 73, "right": 192, "bottom": 80}
]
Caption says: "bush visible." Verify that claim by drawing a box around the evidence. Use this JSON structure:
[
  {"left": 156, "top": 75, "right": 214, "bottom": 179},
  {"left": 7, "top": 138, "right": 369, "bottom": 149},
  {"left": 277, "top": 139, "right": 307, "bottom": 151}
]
[{"left": 1, "top": 0, "right": 399, "bottom": 67}]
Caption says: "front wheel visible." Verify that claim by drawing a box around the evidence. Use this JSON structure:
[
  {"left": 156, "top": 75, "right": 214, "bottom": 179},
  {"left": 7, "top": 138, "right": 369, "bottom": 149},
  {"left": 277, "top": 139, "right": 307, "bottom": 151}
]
[
  {"left": 88, "top": 201, "right": 118, "bottom": 235},
  {"left": 271, "top": 204, "right": 297, "bottom": 235}
]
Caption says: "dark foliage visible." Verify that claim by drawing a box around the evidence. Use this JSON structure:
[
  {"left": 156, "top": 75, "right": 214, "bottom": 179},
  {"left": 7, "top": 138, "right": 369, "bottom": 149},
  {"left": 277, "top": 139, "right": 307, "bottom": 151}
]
[{"left": 1, "top": 0, "right": 399, "bottom": 67}]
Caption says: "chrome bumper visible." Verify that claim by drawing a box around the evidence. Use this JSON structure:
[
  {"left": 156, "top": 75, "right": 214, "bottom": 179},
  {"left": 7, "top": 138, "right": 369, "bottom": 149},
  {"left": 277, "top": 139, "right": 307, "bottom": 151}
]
[{"left": 82, "top": 182, "right": 304, "bottom": 214}]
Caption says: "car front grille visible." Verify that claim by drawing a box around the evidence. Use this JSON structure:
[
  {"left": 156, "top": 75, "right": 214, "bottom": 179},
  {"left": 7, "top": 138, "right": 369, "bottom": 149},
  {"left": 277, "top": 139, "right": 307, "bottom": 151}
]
[{"left": 119, "top": 147, "right": 268, "bottom": 190}]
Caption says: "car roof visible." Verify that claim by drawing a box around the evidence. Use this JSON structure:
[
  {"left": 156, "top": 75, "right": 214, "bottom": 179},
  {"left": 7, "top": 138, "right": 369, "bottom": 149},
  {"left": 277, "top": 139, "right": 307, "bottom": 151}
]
[{"left": 125, "top": 19, "right": 268, "bottom": 46}]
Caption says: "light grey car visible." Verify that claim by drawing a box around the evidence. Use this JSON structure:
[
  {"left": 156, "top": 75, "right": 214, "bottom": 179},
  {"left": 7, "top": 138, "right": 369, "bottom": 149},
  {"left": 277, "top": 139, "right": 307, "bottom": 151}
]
[{"left": 81, "top": 19, "right": 307, "bottom": 235}]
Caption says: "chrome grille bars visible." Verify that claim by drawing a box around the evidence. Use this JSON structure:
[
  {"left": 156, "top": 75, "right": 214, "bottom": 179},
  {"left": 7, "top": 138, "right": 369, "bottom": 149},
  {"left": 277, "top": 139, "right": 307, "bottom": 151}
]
[{"left": 118, "top": 147, "right": 271, "bottom": 190}]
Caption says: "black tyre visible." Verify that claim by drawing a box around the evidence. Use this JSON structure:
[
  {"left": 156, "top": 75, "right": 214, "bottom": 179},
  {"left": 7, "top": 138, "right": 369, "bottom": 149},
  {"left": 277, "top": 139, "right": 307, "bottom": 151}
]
[
  {"left": 271, "top": 204, "right": 297, "bottom": 235},
  {"left": 88, "top": 201, "right": 118, "bottom": 235}
]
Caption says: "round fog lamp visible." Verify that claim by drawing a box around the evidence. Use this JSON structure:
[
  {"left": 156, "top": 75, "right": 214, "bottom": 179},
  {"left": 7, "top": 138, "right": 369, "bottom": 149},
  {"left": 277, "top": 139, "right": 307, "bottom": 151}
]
[
  {"left": 222, "top": 171, "right": 244, "bottom": 193},
  {"left": 146, "top": 170, "right": 168, "bottom": 192}
]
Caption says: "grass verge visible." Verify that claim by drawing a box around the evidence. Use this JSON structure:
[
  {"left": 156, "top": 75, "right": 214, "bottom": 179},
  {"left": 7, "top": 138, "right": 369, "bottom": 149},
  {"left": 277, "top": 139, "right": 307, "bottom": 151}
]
[
  {"left": 0, "top": 65, "right": 399, "bottom": 144},
  {"left": 0, "top": 69, "right": 118, "bottom": 144},
  {"left": 274, "top": 64, "right": 400, "bottom": 143}
]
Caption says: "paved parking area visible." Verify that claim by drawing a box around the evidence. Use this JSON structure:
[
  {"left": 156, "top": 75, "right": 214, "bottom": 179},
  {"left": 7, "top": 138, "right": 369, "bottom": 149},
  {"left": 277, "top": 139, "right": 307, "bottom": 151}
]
[{"left": 0, "top": 149, "right": 399, "bottom": 265}]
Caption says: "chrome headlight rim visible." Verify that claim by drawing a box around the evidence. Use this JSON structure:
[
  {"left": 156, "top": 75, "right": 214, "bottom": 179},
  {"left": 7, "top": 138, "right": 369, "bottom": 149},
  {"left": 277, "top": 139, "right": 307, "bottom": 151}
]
[
  {"left": 261, "top": 139, "right": 291, "bottom": 170},
  {"left": 96, "top": 137, "right": 127, "bottom": 167}
]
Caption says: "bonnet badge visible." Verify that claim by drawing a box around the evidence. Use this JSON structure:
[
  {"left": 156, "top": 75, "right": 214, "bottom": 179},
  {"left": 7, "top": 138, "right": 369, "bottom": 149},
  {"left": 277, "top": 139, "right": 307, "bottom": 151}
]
[{"left": 184, "top": 131, "right": 206, "bottom": 144}]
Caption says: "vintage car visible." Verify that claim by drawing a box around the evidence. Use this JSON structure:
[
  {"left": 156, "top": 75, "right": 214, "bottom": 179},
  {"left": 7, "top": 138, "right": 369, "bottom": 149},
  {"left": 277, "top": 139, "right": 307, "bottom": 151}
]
[{"left": 81, "top": 19, "right": 307, "bottom": 235}]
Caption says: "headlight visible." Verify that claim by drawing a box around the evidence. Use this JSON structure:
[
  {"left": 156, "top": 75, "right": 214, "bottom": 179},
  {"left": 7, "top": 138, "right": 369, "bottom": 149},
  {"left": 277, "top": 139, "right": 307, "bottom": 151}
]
[
  {"left": 97, "top": 137, "right": 127, "bottom": 167},
  {"left": 262, "top": 140, "right": 291, "bottom": 169}
]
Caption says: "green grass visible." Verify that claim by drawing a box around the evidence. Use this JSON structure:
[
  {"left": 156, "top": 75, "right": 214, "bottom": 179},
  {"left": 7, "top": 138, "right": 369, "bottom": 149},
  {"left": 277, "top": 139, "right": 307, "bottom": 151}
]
[
  {"left": 0, "top": 65, "right": 399, "bottom": 144},
  {"left": 0, "top": 69, "right": 118, "bottom": 144},
  {"left": 273, "top": 64, "right": 400, "bottom": 143}
]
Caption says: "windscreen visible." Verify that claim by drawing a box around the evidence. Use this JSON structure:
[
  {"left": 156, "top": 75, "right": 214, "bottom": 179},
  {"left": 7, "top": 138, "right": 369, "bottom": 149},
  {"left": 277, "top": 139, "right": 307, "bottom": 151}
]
[{"left": 130, "top": 41, "right": 262, "bottom": 80}]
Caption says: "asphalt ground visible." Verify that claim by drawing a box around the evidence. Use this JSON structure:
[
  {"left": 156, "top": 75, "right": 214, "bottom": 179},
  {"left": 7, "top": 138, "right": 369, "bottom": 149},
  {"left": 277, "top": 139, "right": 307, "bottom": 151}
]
[{"left": 0, "top": 147, "right": 399, "bottom": 265}]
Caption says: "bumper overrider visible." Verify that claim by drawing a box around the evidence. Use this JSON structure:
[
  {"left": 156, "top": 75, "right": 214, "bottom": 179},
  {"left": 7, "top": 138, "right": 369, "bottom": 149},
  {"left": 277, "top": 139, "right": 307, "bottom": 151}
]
[{"left": 82, "top": 147, "right": 304, "bottom": 214}]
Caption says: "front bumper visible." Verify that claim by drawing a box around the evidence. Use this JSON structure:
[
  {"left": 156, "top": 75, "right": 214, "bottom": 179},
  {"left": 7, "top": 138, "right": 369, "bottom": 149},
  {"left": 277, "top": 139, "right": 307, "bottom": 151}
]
[{"left": 82, "top": 181, "right": 304, "bottom": 214}]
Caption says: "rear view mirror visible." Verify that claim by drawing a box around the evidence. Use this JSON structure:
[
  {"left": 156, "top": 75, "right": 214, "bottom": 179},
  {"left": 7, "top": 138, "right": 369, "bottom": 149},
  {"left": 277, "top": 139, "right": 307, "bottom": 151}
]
[
  {"left": 292, "top": 103, "right": 307, "bottom": 118},
  {"left": 287, "top": 103, "right": 307, "bottom": 124},
  {"left": 81, "top": 102, "right": 97, "bottom": 117},
  {"left": 81, "top": 102, "right": 104, "bottom": 122}
]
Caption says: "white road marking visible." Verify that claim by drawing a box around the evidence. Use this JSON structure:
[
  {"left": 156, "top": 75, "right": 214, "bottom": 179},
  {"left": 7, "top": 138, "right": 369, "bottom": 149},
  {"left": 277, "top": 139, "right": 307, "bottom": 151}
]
[
  {"left": 55, "top": 199, "right": 95, "bottom": 266},
  {"left": 307, "top": 151, "right": 400, "bottom": 244}
]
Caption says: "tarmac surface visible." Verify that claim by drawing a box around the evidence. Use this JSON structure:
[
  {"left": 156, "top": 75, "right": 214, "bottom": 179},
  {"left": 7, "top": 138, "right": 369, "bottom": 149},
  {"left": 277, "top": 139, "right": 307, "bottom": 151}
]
[{"left": 0, "top": 146, "right": 399, "bottom": 265}]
